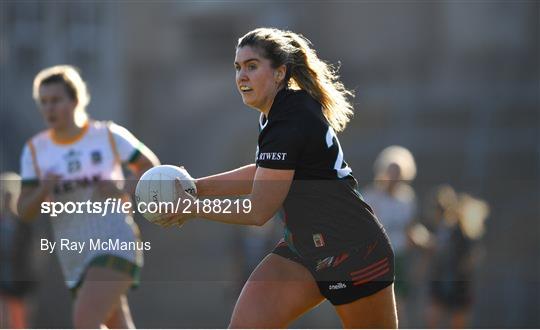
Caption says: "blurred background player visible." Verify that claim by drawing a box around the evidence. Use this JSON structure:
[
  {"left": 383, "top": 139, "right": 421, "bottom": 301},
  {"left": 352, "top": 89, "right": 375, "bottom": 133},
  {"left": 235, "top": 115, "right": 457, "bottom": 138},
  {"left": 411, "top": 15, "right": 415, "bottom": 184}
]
[
  {"left": 0, "top": 172, "right": 35, "bottom": 328},
  {"left": 361, "top": 145, "right": 417, "bottom": 326},
  {"left": 424, "top": 185, "right": 490, "bottom": 328},
  {"left": 16, "top": 65, "right": 160, "bottom": 328}
]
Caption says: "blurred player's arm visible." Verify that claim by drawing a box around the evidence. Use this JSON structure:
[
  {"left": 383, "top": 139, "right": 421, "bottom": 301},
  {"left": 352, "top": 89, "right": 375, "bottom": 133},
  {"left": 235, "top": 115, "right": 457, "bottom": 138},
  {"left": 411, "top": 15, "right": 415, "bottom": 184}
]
[
  {"left": 124, "top": 146, "right": 160, "bottom": 193},
  {"left": 17, "top": 143, "right": 60, "bottom": 221},
  {"left": 104, "top": 122, "right": 161, "bottom": 196},
  {"left": 127, "top": 149, "right": 160, "bottom": 175},
  {"left": 194, "top": 163, "right": 256, "bottom": 197}
]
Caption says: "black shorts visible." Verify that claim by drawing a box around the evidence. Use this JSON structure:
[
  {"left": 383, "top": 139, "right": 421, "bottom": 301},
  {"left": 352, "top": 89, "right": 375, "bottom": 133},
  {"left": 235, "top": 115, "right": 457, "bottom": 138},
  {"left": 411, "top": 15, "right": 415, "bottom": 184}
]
[{"left": 272, "top": 234, "right": 395, "bottom": 305}]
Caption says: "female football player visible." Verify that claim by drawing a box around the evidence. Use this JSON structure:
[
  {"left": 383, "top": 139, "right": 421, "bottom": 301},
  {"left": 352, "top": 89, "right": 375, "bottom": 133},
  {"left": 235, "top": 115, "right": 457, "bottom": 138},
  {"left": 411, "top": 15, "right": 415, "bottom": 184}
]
[
  {"left": 158, "top": 28, "right": 397, "bottom": 328},
  {"left": 17, "top": 65, "right": 160, "bottom": 328}
]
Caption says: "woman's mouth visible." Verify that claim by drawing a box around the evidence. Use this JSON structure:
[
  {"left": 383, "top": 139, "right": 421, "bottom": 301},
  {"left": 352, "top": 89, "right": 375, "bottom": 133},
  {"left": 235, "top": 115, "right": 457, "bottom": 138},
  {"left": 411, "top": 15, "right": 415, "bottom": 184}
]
[{"left": 239, "top": 86, "right": 253, "bottom": 93}]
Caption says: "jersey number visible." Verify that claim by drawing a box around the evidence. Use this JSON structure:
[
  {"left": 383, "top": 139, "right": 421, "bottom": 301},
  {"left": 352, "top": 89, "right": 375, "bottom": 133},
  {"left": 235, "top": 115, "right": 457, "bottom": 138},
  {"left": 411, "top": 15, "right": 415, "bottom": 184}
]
[
  {"left": 325, "top": 127, "right": 352, "bottom": 178},
  {"left": 68, "top": 160, "right": 81, "bottom": 173}
]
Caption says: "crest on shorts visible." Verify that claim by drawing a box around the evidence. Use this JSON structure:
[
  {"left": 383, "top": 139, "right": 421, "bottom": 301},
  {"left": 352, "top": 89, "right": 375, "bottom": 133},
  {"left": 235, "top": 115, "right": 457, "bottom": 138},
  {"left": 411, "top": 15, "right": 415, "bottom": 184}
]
[{"left": 313, "top": 233, "right": 325, "bottom": 248}]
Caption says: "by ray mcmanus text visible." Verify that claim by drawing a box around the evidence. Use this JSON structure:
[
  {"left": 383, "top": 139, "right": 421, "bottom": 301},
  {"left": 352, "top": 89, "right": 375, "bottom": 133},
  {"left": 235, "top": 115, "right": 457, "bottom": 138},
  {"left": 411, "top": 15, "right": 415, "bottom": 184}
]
[{"left": 41, "top": 238, "right": 151, "bottom": 254}]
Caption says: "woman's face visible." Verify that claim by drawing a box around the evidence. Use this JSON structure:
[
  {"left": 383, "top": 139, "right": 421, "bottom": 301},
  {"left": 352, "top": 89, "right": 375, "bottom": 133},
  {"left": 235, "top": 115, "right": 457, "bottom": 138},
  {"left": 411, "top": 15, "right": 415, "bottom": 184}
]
[
  {"left": 385, "top": 163, "right": 402, "bottom": 182},
  {"left": 234, "top": 46, "right": 285, "bottom": 113},
  {"left": 38, "top": 82, "right": 77, "bottom": 131}
]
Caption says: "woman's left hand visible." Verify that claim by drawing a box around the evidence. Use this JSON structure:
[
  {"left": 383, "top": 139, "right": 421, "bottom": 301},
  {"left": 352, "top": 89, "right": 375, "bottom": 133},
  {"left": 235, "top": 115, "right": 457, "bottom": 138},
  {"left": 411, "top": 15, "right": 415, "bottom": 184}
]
[{"left": 153, "top": 178, "right": 196, "bottom": 228}]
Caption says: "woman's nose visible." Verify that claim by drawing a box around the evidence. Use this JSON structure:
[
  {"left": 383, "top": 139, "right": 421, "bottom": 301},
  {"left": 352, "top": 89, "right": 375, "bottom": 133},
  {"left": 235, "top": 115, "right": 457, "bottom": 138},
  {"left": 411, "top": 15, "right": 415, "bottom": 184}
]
[
  {"left": 237, "top": 69, "right": 248, "bottom": 81},
  {"left": 42, "top": 103, "right": 54, "bottom": 114}
]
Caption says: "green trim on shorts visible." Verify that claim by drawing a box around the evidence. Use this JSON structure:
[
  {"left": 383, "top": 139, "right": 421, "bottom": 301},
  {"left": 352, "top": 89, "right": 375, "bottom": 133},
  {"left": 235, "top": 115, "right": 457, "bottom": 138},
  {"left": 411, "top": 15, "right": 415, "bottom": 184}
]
[{"left": 69, "top": 255, "right": 141, "bottom": 298}]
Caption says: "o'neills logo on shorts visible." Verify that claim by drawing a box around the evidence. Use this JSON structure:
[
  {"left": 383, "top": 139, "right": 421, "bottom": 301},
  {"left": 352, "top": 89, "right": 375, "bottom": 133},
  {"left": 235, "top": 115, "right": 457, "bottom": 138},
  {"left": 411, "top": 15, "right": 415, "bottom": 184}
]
[
  {"left": 257, "top": 152, "right": 287, "bottom": 161},
  {"left": 313, "top": 233, "right": 325, "bottom": 247},
  {"left": 329, "top": 282, "right": 347, "bottom": 290}
]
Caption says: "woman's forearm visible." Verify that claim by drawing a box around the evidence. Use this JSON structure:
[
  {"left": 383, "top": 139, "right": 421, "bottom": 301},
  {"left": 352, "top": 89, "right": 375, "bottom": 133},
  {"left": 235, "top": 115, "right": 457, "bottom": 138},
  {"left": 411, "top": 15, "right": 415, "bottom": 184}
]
[
  {"left": 189, "top": 166, "right": 291, "bottom": 226},
  {"left": 195, "top": 164, "right": 256, "bottom": 197}
]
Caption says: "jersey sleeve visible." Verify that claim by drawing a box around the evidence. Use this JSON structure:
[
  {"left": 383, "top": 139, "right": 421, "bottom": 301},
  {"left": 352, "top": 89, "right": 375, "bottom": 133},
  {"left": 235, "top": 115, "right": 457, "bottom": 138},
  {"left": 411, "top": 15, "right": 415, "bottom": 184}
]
[
  {"left": 256, "top": 119, "right": 304, "bottom": 170},
  {"left": 20, "top": 143, "right": 39, "bottom": 185},
  {"left": 108, "top": 122, "right": 146, "bottom": 164}
]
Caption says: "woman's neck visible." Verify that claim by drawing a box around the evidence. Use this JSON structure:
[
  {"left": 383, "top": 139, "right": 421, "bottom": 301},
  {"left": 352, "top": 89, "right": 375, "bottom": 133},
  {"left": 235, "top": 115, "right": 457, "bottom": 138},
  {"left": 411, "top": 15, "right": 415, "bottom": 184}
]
[
  {"left": 55, "top": 122, "right": 82, "bottom": 138},
  {"left": 50, "top": 120, "right": 89, "bottom": 144},
  {"left": 260, "top": 85, "right": 286, "bottom": 116}
]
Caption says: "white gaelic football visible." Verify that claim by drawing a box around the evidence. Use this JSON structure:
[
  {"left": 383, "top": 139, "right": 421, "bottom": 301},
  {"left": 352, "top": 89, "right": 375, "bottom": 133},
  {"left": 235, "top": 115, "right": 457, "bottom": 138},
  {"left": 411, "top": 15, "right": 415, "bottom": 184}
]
[{"left": 135, "top": 165, "right": 197, "bottom": 223}]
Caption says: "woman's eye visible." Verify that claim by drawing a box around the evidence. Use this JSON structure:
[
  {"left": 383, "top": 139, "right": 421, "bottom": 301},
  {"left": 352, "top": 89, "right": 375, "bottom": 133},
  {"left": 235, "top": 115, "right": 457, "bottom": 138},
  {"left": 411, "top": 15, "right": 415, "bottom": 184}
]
[{"left": 248, "top": 64, "right": 257, "bottom": 70}]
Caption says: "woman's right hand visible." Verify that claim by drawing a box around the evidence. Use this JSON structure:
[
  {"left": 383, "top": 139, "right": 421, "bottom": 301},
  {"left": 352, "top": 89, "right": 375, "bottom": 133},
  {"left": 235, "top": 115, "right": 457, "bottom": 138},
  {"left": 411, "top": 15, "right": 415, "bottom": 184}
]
[{"left": 153, "top": 178, "right": 196, "bottom": 228}]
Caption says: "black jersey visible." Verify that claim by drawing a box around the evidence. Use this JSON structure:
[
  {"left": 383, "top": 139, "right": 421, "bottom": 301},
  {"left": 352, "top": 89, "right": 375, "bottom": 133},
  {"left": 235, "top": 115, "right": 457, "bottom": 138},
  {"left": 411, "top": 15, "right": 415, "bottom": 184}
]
[{"left": 255, "top": 88, "right": 384, "bottom": 259}]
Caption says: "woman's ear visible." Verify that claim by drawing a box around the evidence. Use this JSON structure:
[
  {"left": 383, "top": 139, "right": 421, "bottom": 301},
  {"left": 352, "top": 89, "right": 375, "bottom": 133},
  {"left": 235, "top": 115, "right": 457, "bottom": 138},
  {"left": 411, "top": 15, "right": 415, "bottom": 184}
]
[{"left": 275, "top": 65, "right": 287, "bottom": 84}]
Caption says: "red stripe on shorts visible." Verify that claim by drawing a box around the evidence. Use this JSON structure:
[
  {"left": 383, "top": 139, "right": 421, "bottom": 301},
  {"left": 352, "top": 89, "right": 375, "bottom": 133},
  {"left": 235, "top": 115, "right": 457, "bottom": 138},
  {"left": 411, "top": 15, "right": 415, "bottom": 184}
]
[
  {"left": 351, "top": 261, "right": 389, "bottom": 281},
  {"left": 350, "top": 257, "right": 388, "bottom": 276},
  {"left": 352, "top": 267, "right": 390, "bottom": 286}
]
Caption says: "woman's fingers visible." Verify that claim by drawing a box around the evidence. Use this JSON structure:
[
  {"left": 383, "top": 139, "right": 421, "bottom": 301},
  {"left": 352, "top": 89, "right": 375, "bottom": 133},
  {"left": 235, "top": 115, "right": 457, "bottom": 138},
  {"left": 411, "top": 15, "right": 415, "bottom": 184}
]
[
  {"left": 158, "top": 217, "right": 178, "bottom": 228},
  {"left": 152, "top": 178, "right": 193, "bottom": 228},
  {"left": 175, "top": 177, "right": 195, "bottom": 200},
  {"left": 153, "top": 211, "right": 186, "bottom": 228},
  {"left": 175, "top": 178, "right": 188, "bottom": 199},
  {"left": 162, "top": 219, "right": 177, "bottom": 228},
  {"left": 154, "top": 213, "right": 176, "bottom": 226}
]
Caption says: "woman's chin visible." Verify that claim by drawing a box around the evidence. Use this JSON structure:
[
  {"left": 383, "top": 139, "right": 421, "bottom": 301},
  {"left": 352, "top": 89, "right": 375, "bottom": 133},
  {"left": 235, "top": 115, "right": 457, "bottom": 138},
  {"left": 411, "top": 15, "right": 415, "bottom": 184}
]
[{"left": 241, "top": 98, "right": 255, "bottom": 109}]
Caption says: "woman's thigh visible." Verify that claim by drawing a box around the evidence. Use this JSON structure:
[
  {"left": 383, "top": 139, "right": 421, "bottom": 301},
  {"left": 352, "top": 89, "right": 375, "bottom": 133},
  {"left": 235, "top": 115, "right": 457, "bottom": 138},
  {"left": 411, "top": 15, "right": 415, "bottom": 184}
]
[
  {"left": 334, "top": 284, "right": 398, "bottom": 329},
  {"left": 229, "top": 253, "right": 325, "bottom": 328},
  {"left": 72, "top": 266, "right": 133, "bottom": 328}
]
